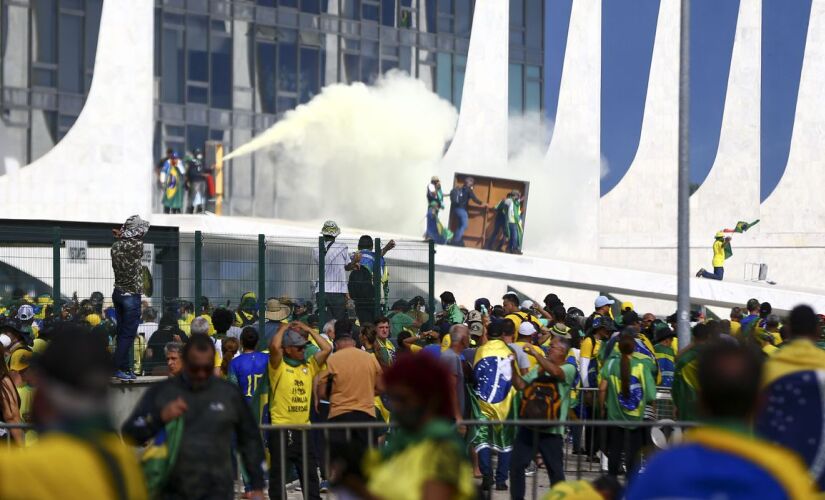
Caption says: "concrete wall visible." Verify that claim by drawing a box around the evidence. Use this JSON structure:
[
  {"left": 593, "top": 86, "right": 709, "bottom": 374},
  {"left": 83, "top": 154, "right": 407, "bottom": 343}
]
[
  {"left": 439, "top": 0, "right": 509, "bottom": 181},
  {"left": 0, "top": 0, "right": 154, "bottom": 224}
]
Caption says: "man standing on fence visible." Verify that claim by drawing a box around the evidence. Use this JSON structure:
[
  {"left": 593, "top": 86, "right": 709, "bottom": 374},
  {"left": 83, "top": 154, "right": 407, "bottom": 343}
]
[
  {"left": 313, "top": 221, "right": 355, "bottom": 321},
  {"left": 111, "top": 215, "right": 149, "bottom": 381},
  {"left": 267, "top": 321, "right": 331, "bottom": 500}
]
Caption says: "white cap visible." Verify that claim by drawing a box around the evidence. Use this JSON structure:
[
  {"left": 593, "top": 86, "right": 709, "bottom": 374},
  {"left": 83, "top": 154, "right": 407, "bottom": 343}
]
[
  {"left": 520, "top": 300, "right": 535, "bottom": 310},
  {"left": 594, "top": 296, "right": 615, "bottom": 308},
  {"left": 518, "top": 321, "right": 537, "bottom": 337}
]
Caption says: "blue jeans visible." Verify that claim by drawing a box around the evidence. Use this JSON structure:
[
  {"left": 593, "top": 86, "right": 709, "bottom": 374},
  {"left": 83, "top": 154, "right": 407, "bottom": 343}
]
[
  {"left": 112, "top": 289, "right": 142, "bottom": 372},
  {"left": 453, "top": 207, "right": 469, "bottom": 243},
  {"left": 508, "top": 223, "right": 519, "bottom": 252},
  {"left": 478, "top": 448, "right": 511, "bottom": 485},
  {"left": 700, "top": 266, "right": 724, "bottom": 280}
]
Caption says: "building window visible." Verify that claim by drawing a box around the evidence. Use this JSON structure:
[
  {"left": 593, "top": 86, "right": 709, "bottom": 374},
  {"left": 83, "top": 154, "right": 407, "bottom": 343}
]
[{"left": 508, "top": 63, "right": 522, "bottom": 114}]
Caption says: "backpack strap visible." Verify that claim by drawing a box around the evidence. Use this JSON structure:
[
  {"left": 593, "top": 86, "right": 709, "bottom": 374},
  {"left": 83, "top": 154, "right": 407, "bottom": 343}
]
[{"left": 85, "top": 436, "right": 128, "bottom": 500}]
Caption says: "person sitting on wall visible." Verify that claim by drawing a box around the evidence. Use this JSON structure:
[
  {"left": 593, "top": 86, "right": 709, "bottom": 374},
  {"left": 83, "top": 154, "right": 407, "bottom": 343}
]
[{"left": 696, "top": 231, "right": 731, "bottom": 281}]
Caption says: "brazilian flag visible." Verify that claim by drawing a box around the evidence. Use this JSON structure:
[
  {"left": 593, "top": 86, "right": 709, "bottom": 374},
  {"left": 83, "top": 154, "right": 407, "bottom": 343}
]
[
  {"left": 731, "top": 219, "right": 760, "bottom": 233},
  {"left": 142, "top": 418, "right": 185, "bottom": 497}
]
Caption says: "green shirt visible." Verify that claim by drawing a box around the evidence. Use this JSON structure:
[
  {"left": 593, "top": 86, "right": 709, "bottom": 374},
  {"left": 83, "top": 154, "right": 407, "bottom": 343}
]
[
  {"left": 519, "top": 363, "right": 576, "bottom": 434},
  {"left": 600, "top": 356, "right": 656, "bottom": 427},
  {"left": 389, "top": 311, "right": 415, "bottom": 337},
  {"left": 672, "top": 348, "right": 699, "bottom": 421}
]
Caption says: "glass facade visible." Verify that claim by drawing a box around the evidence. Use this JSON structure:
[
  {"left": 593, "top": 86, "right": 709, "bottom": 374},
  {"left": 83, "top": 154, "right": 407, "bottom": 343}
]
[
  {"left": 0, "top": 0, "right": 102, "bottom": 173},
  {"left": 0, "top": 0, "right": 543, "bottom": 214}
]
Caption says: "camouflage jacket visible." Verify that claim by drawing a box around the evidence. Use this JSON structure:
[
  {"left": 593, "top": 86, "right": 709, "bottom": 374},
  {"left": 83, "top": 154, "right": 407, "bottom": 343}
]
[{"left": 111, "top": 238, "right": 143, "bottom": 294}]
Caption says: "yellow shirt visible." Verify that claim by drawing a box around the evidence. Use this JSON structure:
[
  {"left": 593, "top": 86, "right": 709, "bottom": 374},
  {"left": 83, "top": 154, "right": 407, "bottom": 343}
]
[
  {"left": 0, "top": 433, "right": 147, "bottom": 500},
  {"left": 366, "top": 438, "right": 475, "bottom": 500},
  {"left": 730, "top": 321, "right": 742, "bottom": 336},
  {"left": 712, "top": 239, "right": 725, "bottom": 267},
  {"left": 543, "top": 480, "right": 602, "bottom": 499},
  {"left": 269, "top": 358, "right": 321, "bottom": 424},
  {"left": 515, "top": 341, "right": 539, "bottom": 370}
]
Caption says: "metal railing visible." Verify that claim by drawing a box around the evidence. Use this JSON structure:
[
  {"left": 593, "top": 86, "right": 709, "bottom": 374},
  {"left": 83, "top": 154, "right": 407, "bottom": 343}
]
[
  {"left": 260, "top": 417, "right": 696, "bottom": 500},
  {"left": 1, "top": 413, "right": 695, "bottom": 499}
]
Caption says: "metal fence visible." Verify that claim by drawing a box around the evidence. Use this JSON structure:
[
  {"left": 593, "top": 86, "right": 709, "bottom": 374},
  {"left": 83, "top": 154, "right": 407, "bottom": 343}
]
[
  {"left": 0, "top": 222, "right": 436, "bottom": 332},
  {"left": 1, "top": 416, "right": 696, "bottom": 500}
]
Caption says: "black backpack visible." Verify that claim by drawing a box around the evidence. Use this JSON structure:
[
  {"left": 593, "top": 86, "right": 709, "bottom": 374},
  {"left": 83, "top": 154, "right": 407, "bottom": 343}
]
[
  {"left": 348, "top": 266, "right": 375, "bottom": 303},
  {"left": 519, "top": 375, "right": 562, "bottom": 421}
]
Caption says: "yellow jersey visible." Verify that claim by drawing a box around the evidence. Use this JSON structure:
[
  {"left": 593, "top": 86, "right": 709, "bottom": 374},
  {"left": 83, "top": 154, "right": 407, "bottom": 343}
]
[
  {"left": 269, "top": 357, "right": 321, "bottom": 424},
  {"left": 712, "top": 240, "right": 725, "bottom": 268},
  {"left": 0, "top": 433, "right": 147, "bottom": 499}
]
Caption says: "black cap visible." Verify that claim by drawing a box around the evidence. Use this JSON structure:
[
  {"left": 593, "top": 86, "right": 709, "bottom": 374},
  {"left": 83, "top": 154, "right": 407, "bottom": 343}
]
[
  {"left": 760, "top": 302, "right": 772, "bottom": 317},
  {"left": 622, "top": 310, "right": 641, "bottom": 325},
  {"left": 654, "top": 324, "right": 676, "bottom": 343},
  {"left": 391, "top": 299, "right": 410, "bottom": 312}
]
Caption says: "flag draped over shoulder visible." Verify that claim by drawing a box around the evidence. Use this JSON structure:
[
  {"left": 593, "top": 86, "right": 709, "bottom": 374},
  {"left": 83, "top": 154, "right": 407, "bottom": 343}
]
[
  {"left": 469, "top": 339, "right": 517, "bottom": 452},
  {"left": 756, "top": 341, "right": 825, "bottom": 490},
  {"left": 471, "top": 340, "right": 515, "bottom": 421}
]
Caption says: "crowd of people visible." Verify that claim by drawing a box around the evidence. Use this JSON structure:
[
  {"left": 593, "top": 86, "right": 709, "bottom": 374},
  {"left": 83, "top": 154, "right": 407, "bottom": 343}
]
[
  {"left": 0, "top": 215, "right": 824, "bottom": 499},
  {"left": 155, "top": 148, "right": 215, "bottom": 214}
]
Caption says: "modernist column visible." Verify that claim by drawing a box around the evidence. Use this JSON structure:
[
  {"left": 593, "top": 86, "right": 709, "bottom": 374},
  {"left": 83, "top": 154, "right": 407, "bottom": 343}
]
[
  {"left": 535, "top": 0, "right": 601, "bottom": 261},
  {"left": 599, "top": 0, "right": 680, "bottom": 267},
  {"left": 0, "top": 0, "right": 154, "bottom": 222},
  {"left": 760, "top": 0, "right": 825, "bottom": 234},
  {"left": 689, "top": 0, "right": 761, "bottom": 238}
]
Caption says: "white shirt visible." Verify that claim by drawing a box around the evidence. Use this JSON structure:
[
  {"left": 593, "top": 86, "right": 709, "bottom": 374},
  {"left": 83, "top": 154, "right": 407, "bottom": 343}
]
[
  {"left": 138, "top": 322, "right": 159, "bottom": 343},
  {"left": 312, "top": 241, "right": 350, "bottom": 294}
]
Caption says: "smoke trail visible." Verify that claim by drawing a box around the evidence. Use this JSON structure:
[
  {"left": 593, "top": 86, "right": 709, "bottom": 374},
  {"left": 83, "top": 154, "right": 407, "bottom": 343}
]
[{"left": 224, "top": 71, "right": 458, "bottom": 235}]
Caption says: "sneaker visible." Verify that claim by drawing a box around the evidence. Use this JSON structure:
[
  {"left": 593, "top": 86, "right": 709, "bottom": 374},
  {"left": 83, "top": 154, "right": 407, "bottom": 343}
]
[
  {"left": 495, "top": 482, "right": 508, "bottom": 491},
  {"left": 319, "top": 480, "right": 330, "bottom": 493},
  {"left": 696, "top": 268, "right": 706, "bottom": 278},
  {"left": 113, "top": 370, "right": 132, "bottom": 381},
  {"left": 480, "top": 476, "right": 493, "bottom": 491},
  {"left": 126, "top": 371, "right": 137, "bottom": 380},
  {"left": 524, "top": 462, "right": 537, "bottom": 477}
]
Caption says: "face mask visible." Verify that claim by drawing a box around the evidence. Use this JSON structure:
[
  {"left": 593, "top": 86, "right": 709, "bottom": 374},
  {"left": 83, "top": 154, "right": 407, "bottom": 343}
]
[{"left": 0, "top": 334, "right": 11, "bottom": 348}]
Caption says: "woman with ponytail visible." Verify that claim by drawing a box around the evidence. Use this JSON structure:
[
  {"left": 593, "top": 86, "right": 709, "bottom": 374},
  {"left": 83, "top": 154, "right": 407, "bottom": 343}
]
[{"left": 598, "top": 331, "right": 657, "bottom": 476}]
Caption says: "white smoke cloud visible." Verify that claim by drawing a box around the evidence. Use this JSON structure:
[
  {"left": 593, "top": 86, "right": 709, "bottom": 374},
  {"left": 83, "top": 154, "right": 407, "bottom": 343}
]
[{"left": 224, "top": 71, "right": 458, "bottom": 234}]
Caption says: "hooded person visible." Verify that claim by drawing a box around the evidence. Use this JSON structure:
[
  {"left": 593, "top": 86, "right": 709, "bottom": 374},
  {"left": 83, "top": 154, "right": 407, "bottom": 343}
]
[{"left": 111, "top": 215, "right": 150, "bottom": 381}]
